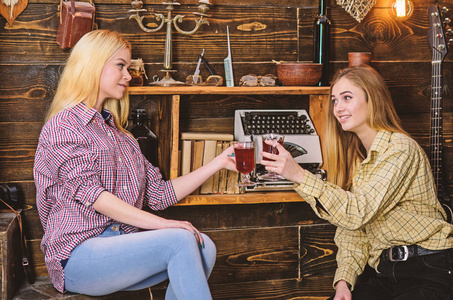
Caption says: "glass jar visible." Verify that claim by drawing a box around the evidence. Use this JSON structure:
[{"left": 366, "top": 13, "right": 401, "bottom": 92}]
[{"left": 128, "top": 58, "right": 148, "bottom": 86}]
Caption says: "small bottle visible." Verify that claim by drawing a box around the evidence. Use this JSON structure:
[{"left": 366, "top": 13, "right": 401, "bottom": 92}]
[
  {"left": 129, "top": 109, "right": 158, "bottom": 166},
  {"left": 313, "top": 0, "right": 331, "bottom": 86}
]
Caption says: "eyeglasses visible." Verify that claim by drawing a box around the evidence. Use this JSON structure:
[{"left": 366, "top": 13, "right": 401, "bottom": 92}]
[
  {"left": 186, "top": 75, "right": 223, "bottom": 86},
  {"left": 239, "top": 74, "right": 277, "bottom": 87}
]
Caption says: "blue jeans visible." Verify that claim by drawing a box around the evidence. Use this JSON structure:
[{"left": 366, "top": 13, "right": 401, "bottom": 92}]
[{"left": 63, "top": 224, "right": 216, "bottom": 299}]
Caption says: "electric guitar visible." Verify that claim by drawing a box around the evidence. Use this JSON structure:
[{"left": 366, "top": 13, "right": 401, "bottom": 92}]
[{"left": 427, "top": 4, "right": 453, "bottom": 223}]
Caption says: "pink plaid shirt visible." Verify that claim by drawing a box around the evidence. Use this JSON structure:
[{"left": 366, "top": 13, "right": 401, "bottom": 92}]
[{"left": 33, "top": 103, "right": 177, "bottom": 293}]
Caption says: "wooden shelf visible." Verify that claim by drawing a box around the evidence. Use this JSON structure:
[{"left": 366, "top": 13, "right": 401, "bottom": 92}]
[
  {"left": 129, "top": 86, "right": 330, "bottom": 95},
  {"left": 175, "top": 191, "right": 304, "bottom": 206},
  {"left": 128, "top": 85, "right": 329, "bottom": 206}
]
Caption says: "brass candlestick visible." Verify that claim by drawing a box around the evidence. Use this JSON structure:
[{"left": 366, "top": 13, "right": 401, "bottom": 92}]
[{"left": 128, "top": 0, "right": 211, "bottom": 86}]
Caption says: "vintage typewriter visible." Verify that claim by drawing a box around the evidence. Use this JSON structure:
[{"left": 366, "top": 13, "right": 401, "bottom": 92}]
[{"left": 234, "top": 109, "right": 325, "bottom": 191}]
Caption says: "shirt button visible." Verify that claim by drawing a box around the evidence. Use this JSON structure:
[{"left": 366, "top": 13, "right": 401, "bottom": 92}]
[
  {"left": 118, "top": 158, "right": 122, "bottom": 162},
  {"left": 123, "top": 186, "right": 128, "bottom": 191},
  {"left": 112, "top": 225, "right": 119, "bottom": 231},
  {"left": 107, "top": 132, "right": 112, "bottom": 137},
  {"left": 303, "top": 188, "right": 307, "bottom": 192}
]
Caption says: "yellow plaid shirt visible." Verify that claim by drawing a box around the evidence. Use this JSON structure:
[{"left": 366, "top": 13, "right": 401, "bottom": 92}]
[{"left": 294, "top": 130, "right": 453, "bottom": 289}]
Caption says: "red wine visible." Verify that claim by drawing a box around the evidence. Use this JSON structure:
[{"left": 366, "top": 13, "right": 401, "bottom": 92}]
[
  {"left": 234, "top": 147, "right": 255, "bottom": 174},
  {"left": 262, "top": 139, "right": 283, "bottom": 161}
]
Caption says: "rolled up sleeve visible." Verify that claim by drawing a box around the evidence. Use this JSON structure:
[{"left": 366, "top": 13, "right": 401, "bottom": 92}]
[
  {"left": 144, "top": 160, "right": 178, "bottom": 210},
  {"left": 46, "top": 126, "right": 106, "bottom": 207}
]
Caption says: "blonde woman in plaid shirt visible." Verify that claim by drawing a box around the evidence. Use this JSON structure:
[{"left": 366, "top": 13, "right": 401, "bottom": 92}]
[
  {"left": 34, "top": 30, "right": 237, "bottom": 298},
  {"left": 262, "top": 65, "right": 453, "bottom": 300}
]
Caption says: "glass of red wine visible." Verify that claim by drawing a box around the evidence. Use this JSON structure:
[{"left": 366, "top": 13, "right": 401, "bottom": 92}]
[
  {"left": 233, "top": 141, "right": 256, "bottom": 187},
  {"left": 261, "top": 133, "right": 285, "bottom": 181}
]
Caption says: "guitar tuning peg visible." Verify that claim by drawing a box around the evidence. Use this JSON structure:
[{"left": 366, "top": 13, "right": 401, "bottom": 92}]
[
  {"left": 447, "top": 28, "right": 453, "bottom": 36},
  {"left": 444, "top": 18, "right": 451, "bottom": 25},
  {"left": 441, "top": 7, "right": 449, "bottom": 13}
]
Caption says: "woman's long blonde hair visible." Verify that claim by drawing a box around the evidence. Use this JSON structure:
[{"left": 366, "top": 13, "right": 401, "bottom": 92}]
[
  {"left": 46, "top": 30, "right": 131, "bottom": 131},
  {"left": 325, "top": 65, "right": 407, "bottom": 190}
]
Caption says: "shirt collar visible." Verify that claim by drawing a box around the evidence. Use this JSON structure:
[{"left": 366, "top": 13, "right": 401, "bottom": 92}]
[
  {"left": 101, "top": 109, "right": 112, "bottom": 122},
  {"left": 362, "top": 130, "right": 391, "bottom": 164},
  {"left": 369, "top": 130, "right": 392, "bottom": 155},
  {"left": 72, "top": 103, "right": 113, "bottom": 125}
]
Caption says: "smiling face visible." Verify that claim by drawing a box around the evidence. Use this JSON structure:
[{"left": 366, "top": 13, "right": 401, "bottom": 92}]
[
  {"left": 97, "top": 48, "right": 132, "bottom": 108},
  {"left": 331, "top": 76, "right": 372, "bottom": 137}
]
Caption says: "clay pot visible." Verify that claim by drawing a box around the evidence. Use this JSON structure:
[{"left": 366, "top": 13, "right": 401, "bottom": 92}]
[
  {"left": 275, "top": 62, "right": 322, "bottom": 86},
  {"left": 348, "top": 52, "right": 372, "bottom": 67}
]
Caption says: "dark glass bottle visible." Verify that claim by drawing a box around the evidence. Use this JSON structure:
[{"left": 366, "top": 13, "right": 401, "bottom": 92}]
[
  {"left": 129, "top": 109, "right": 158, "bottom": 166},
  {"left": 313, "top": 0, "right": 331, "bottom": 86}
]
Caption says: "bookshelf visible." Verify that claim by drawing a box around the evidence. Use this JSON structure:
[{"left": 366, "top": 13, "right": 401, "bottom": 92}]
[{"left": 128, "top": 86, "right": 330, "bottom": 206}]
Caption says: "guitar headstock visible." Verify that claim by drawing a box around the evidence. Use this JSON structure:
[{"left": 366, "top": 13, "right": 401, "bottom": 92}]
[
  {"left": 428, "top": 5, "right": 450, "bottom": 61},
  {"left": 441, "top": 6, "right": 453, "bottom": 48}
]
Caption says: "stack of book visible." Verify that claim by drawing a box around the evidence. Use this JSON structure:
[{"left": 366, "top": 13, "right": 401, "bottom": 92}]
[{"left": 180, "top": 132, "right": 241, "bottom": 195}]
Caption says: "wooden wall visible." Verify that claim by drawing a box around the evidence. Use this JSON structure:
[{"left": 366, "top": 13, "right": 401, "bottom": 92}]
[{"left": 1, "top": 0, "right": 452, "bottom": 298}]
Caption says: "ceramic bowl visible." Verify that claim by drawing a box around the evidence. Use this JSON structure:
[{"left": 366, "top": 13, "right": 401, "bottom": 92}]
[{"left": 276, "top": 62, "right": 322, "bottom": 86}]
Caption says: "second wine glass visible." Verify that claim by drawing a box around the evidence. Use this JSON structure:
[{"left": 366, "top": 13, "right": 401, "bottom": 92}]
[
  {"left": 261, "top": 133, "right": 285, "bottom": 181},
  {"left": 233, "top": 141, "right": 256, "bottom": 187}
]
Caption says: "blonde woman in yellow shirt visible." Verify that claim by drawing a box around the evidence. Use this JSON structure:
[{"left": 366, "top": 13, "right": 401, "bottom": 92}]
[{"left": 262, "top": 65, "right": 453, "bottom": 300}]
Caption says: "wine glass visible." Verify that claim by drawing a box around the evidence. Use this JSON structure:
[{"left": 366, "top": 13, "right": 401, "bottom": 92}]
[
  {"left": 233, "top": 141, "right": 256, "bottom": 187},
  {"left": 261, "top": 133, "right": 285, "bottom": 181}
]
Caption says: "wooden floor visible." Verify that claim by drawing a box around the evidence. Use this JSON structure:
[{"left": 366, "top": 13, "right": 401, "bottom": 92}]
[
  {"left": 13, "top": 276, "right": 332, "bottom": 300},
  {"left": 12, "top": 277, "right": 157, "bottom": 300}
]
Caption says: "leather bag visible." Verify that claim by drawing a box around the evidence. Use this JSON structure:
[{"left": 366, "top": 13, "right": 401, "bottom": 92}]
[
  {"left": 56, "top": 0, "right": 95, "bottom": 49},
  {"left": 0, "top": 184, "right": 34, "bottom": 284}
]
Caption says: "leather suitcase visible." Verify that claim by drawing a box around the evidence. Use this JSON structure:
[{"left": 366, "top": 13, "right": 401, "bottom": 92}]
[
  {"left": 0, "top": 211, "right": 25, "bottom": 299},
  {"left": 56, "top": 0, "right": 95, "bottom": 49}
]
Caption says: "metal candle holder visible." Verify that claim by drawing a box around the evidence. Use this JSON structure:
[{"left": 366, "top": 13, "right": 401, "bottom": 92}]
[{"left": 128, "top": 0, "right": 211, "bottom": 86}]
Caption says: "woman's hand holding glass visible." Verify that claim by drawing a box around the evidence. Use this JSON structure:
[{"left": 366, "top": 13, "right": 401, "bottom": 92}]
[
  {"left": 212, "top": 145, "right": 237, "bottom": 172},
  {"left": 261, "top": 133, "right": 285, "bottom": 181},
  {"left": 260, "top": 140, "right": 306, "bottom": 184},
  {"left": 171, "top": 145, "right": 237, "bottom": 200}
]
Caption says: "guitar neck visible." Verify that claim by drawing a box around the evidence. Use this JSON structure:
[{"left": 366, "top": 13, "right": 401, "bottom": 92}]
[
  {"left": 428, "top": 4, "right": 449, "bottom": 194},
  {"left": 430, "top": 57, "right": 444, "bottom": 193},
  {"left": 427, "top": 4, "right": 452, "bottom": 219}
]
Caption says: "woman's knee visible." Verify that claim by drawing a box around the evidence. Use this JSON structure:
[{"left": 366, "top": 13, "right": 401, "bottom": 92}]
[
  {"left": 167, "top": 230, "right": 216, "bottom": 260},
  {"left": 163, "top": 229, "right": 216, "bottom": 255},
  {"left": 169, "top": 228, "right": 199, "bottom": 244},
  {"left": 162, "top": 228, "right": 205, "bottom": 257}
]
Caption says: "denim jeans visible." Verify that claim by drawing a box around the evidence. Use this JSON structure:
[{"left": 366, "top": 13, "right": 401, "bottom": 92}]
[
  {"left": 63, "top": 224, "right": 216, "bottom": 299},
  {"left": 333, "top": 249, "right": 453, "bottom": 300}
]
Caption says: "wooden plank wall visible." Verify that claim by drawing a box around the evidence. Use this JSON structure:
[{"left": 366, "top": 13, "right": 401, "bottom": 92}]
[{"left": 1, "top": 0, "right": 452, "bottom": 298}]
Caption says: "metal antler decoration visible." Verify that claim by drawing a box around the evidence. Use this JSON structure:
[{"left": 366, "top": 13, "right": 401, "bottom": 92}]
[{"left": 128, "top": 0, "right": 211, "bottom": 86}]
